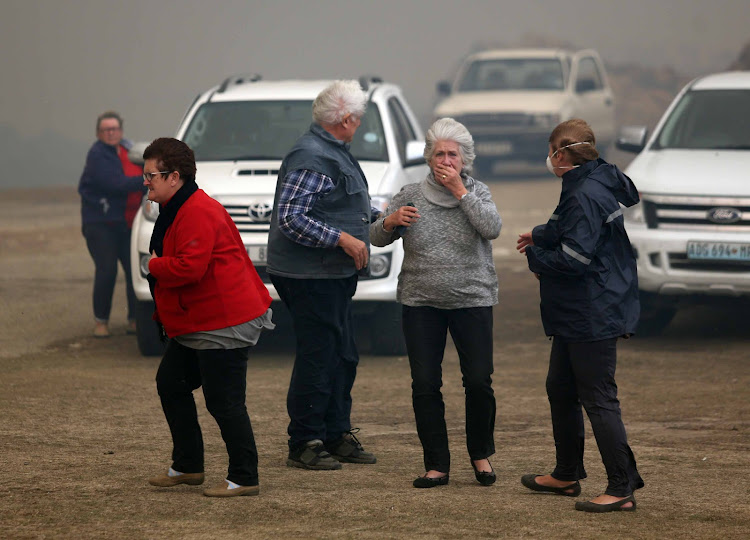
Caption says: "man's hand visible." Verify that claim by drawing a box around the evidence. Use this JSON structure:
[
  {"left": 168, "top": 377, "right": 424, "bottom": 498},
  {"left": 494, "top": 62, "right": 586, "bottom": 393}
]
[{"left": 338, "top": 231, "right": 368, "bottom": 270}]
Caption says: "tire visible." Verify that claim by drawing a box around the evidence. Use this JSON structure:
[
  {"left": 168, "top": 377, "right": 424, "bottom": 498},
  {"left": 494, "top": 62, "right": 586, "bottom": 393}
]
[
  {"left": 135, "top": 300, "right": 166, "bottom": 356},
  {"left": 637, "top": 291, "right": 677, "bottom": 336},
  {"left": 366, "top": 303, "right": 407, "bottom": 356}
]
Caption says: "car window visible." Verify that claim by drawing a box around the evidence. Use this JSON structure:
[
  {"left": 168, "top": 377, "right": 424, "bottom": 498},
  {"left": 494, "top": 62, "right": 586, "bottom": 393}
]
[
  {"left": 655, "top": 90, "right": 750, "bottom": 150},
  {"left": 457, "top": 59, "right": 565, "bottom": 91},
  {"left": 387, "top": 97, "right": 417, "bottom": 163},
  {"left": 350, "top": 103, "right": 388, "bottom": 162},
  {"left": 576, "top": 58, "right": 603, "bottom": 92},
  {"left": 182, "top": 100, "right": 387, "bottom": 162}
]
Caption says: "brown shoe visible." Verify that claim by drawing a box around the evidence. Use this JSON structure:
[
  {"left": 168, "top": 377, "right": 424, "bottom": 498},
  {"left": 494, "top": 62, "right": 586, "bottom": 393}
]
[
  {"left": 203, "top": 481, "right": 259, "bottom": 497},
  {"left": 93, "top": 322, "right": 110, "bottom": 338},
  {"left": 148, "top": 471, "right": 205, "bottom": 487}
]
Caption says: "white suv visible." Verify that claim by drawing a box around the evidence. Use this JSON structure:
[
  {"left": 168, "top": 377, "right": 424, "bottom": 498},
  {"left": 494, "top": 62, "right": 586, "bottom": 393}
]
[
  {"left": 617, "top": 71, "right": 750, "bottom": 334},
  {"left": 434, "top": 48, "right": 615, "bottom": 176},
  {"left": 130, "top": 75, "right": 428, "bottom": 355}
]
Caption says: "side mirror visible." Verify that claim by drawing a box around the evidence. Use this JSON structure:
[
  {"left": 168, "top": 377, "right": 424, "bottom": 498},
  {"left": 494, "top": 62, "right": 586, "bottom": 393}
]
[
  {"left": 405, "top": 140, "right": 426, "bottom": 165},
  {"left": 616, "top": 126, "right": 648, "bottom": 153},
  {"left": 436, "top": 81, "right": 451, "bottom": 96},
  {"left": 576, "top": 78, "right": 596, "bottom": 93},
  {"left": 128, "top": 141, "right": 150, "bottom": 166}
]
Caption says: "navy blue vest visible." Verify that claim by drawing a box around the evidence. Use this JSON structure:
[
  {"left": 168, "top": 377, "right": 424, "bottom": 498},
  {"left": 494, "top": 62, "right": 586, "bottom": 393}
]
[{"left": 267, "top": 123, "right": 371, "bottom": 279}]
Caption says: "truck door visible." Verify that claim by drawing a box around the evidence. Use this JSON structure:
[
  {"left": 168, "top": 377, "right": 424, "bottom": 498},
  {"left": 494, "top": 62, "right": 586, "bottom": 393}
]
[{"left": 570, "top": 51, "right": 616, "bottom": 145}]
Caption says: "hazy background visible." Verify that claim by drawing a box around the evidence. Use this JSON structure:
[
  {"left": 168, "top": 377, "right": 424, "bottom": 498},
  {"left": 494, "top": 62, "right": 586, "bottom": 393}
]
[{"left": 1, "top": 0, "right": 748, "bottom": 188}]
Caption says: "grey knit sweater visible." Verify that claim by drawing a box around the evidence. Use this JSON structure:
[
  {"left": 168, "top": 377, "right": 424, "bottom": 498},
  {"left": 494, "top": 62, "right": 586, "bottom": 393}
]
[{"left": 370, "top": 179, "right": 502, "bottom": 309}]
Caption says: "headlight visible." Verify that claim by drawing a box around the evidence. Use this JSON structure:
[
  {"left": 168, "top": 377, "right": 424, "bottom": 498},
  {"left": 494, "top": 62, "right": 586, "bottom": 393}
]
[
  {"left": 370, "top": 195, "right": 393, "bottom": 215},
  {"left": 531, "top": 113, "right": 560, "bottom": 128},
  {"left": 623, "top": 203, "right": 645, "bottom": 225},
  {"left": 142, "top": 197, "right": 160, "bottom": 222}
]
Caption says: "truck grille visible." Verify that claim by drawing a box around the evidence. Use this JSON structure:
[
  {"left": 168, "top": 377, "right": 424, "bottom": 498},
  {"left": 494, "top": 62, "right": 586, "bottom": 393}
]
[
  {"left": 214, "top": 196, "right": 275, "bottom": 233},
  {"left": 643, "top": 195, "right": 750, "bottom": 231}
]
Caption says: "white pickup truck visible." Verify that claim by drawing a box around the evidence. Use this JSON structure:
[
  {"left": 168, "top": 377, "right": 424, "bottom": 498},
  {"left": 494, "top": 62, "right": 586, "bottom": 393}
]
[
  {"left": 617, "top": 71, "right": 750, "bottom": 334},
  {"left": 434, "top": 48, "right": 616, "bottom": 176},
  {"left": 129, "top": 75, "right": 428, "bottom": 356}
]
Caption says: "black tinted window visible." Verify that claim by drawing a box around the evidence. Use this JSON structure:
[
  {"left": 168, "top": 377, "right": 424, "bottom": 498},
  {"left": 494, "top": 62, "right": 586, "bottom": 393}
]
[
  {"left": 458, "top": 58, "right": 564, "bottom": 91},
  {"left": 182, "top": 101, "right": 387, "bottom": 162},
  {"left": 656, "top": 90, "right": 750, "bottom": 150}
]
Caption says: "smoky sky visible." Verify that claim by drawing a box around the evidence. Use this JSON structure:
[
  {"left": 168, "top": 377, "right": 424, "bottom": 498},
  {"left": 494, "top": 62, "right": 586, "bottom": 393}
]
[{"left": 1, "top": 0, "right": 748, "bottom": 149}]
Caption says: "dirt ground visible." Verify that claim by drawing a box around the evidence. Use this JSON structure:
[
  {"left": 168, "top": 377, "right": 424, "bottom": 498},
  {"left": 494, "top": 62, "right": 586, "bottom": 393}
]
[{"left": 1, "top": 182, "right": 749, "bottom": 539}]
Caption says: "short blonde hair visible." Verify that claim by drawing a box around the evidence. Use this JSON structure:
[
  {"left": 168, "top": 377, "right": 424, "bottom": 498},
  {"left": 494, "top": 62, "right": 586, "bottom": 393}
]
[{"left": 549, "top": 119, "right": 599, "bottom": 164}]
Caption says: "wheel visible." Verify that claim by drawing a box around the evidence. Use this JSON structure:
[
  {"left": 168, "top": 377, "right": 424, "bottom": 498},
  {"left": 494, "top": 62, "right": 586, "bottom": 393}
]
[
  {"left": 135, "top": 300, "right": 167, "bottom": 356},
  {"left": 366, "top": 303, "right": 407, "bottom": 356},
  {"left": 636, "top": 291, "right": 677, "bottom": 336}
]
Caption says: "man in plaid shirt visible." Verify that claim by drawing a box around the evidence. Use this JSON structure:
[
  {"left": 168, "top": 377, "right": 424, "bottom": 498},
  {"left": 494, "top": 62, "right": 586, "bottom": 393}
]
[{"left": 267, "top": 80, "right": 380, "bottom": 470}]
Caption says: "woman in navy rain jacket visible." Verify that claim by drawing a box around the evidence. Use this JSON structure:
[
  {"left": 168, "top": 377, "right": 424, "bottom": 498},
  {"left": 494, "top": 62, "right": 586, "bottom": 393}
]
[{"left": 517, "top": 119, "right": 644, "bottom": 513}]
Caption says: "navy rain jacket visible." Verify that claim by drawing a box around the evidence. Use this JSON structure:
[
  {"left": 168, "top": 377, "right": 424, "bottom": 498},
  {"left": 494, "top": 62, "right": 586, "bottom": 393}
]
[
  {"left": 78, "top": 140, "right": 145, "bottom": 225},
  {"left": 526, "top": 158, "right": 640, "bottom": 341}
]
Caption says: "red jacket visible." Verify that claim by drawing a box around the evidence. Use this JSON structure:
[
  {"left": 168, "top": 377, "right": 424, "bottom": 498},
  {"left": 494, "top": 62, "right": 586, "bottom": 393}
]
[{"left": 148, "top": 189, "right": 271, "bottom": 337}]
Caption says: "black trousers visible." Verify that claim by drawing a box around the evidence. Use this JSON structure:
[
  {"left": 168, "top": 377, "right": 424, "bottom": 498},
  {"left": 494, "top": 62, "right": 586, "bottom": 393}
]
[
  {"left": 270, "top": 275, "right": 359, "bottom": 450},
  {"left": 82, "top": 222, "right": 136, "bottom": 322},
  {"left": 402, "top": 305, "right": 496, "bottom": 473},
  {"left": 155, "top": 340, "right": 259, "bottom": 486},
  {"left": 547, "top": 337, "right": 644, "bottom": 497}
]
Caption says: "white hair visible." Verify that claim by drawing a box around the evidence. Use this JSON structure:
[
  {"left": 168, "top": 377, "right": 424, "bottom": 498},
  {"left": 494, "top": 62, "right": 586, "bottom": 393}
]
[
  {"left": 424, "top": 117, "right": 476, "bottom": 173},
  {"left": 312, "top": 80, "right": 368, "bottom": 125}
]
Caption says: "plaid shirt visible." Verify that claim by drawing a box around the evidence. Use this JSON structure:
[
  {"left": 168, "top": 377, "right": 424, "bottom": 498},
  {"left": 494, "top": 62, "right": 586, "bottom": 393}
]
[{"left": 278, "top": 169, "right": 379, "bottom": 248}]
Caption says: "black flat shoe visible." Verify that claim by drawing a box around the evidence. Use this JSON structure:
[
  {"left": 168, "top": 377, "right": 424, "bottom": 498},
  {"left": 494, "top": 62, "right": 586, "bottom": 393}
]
[
  {"left": 413, "top": 474, "right": 449, "bottom": 488},
  {"left": 471, "top": 459, "right": 496, "bottom": 486},
  {"left": 521, "top": 474, "right": 581, "bottom": 497},
  {"left": 575, "top": 494, "right": 636, "bottom": 513}
]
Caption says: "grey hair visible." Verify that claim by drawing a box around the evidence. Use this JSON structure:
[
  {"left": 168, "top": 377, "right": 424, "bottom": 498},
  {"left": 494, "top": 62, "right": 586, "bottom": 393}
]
[
  {"left": 424, "top": 117, "right": 476, "bottom": 173},
  {"left": 312, "top": 80, "right": 368, "bottom": 125}
]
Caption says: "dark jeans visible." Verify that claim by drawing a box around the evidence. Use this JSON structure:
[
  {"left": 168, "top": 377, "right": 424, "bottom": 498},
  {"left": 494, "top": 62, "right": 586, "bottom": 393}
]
[
  {"left": 270, "top": 275, "right": 359, "bottom": 450},
  {"left": 155, "top": 340, "right": 259, "bottom": 486},
  {"left": 82, "top": 222, "right": 136, "bottom": 322},
  {"left": 547, "top": 337, "right": 644, "bottom": 497},
  {"left": 402, "top": 305, "right": 496, "bottom": 473}
]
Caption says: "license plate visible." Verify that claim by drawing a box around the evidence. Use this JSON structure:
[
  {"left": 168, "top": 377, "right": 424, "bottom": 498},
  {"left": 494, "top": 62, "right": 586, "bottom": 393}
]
[
  {"left": 686, "top": 241, "right": 750, "bottom": 261},
  {"left": 246, "top": 245, "right": 267, "bottom": 263},
  {"left": 475, "top": 141, "right": 513, "bottom": 156}
]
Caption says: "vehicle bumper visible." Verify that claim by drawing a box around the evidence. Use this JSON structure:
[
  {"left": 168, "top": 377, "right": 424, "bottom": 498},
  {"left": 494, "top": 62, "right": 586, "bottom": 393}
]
[
  {"left": 628, "top": 225, "right": 750, "bottom": 297},
  {"left": 131, "top": 215, "right": 402, "bottom": 305}
]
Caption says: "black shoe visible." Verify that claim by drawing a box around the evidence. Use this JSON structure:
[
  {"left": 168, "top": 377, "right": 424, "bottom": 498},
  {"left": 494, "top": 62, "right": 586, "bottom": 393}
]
[
  {"left": 521, "top": 474, "right": 581, "bottom": 497},
  {"left": 325, "top": 428, "right": 376, "bottom": 464},
  {"left": 287, "top": 439, "right": 342, "bottom": 470},
  {"left": 471, "top": 459, "right": 496, "bottom": 486},
  {"left": 575, "top": 494, "right": 636, "bottom": 513},
  {"left": 413, "top": 474, "right": 449, "bottom": 488}
]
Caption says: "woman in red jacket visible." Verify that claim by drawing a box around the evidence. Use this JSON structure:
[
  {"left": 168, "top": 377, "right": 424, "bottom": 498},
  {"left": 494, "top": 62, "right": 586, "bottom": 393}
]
[{"left": 142, "top": 138, "right": 273, "bottom": 498}]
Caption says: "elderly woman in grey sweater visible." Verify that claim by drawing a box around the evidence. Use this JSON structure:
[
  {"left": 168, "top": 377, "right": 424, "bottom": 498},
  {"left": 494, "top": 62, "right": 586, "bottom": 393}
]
[{"left": 370, "top": 117, "right": 502, "bottom": 488}]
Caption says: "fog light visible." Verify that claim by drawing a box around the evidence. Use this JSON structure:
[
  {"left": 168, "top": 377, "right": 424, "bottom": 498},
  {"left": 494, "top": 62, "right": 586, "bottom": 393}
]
[
  {"left": 648, "top": 252, "right": 662, "bottom": 268},
  {"left": 140, "top": 254, "right": 151, "bottom": 277},
  {"left": 368, "top": 254, "right": 391, "bottom": 278}
]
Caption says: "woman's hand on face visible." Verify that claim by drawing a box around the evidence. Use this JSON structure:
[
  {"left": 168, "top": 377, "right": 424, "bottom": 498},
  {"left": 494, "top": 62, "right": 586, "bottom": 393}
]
[
  {"left": 433, "top": 164, "right": 467, "bottom": 199},
  {"left": 384, "top": 205, "right": 420, "bottom": 232},
  {"left": 516, "top": 232, "right": 534, "bottom": 254}
]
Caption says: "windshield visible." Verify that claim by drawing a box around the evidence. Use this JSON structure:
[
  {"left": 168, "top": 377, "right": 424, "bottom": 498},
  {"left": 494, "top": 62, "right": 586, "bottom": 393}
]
[
  {"left": 182, "top": 100, "right": 388, "bottom": 161},
  {"left": 655, "top": 90, "right": 750, "bottom": 150},
  {"left": 457, "top": 58, "right": 565, "bottom": 91}
]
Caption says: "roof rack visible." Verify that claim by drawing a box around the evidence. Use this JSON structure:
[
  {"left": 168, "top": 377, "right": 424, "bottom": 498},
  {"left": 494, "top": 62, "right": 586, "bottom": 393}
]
[
  {"left": 217, "top": 73, "right": 263, "bottom": 93},
  {"left": 359, "top": 75, "right": 383, "bottom": 91}
]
